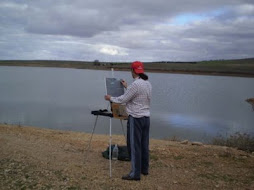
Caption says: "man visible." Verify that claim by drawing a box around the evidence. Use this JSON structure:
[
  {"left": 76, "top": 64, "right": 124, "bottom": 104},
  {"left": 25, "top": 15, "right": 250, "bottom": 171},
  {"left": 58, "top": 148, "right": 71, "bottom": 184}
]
[{"left": 104, "top": 61, "right": 152, "bottom": 181}]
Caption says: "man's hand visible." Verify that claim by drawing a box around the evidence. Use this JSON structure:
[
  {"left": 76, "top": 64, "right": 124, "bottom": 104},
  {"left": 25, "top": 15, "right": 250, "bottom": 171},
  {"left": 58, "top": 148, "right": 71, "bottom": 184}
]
[
  {"left": 121, "top": 79, "right": 127, "bottom": 88},
  {"left": 104, "top": 95, "right": 111, "bottom": 101}
]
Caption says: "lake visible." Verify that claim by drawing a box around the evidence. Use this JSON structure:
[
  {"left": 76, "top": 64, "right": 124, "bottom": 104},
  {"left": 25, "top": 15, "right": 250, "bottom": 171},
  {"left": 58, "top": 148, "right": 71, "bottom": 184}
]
[{"left": 0, "top": 66, "right": 254, "bottom": 142}]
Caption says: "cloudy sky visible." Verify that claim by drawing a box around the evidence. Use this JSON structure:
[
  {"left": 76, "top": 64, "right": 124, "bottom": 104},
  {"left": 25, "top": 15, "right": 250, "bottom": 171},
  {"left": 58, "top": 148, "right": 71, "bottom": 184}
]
[{"left": 0, "top": 0, "right": 254, "bottom": 62}]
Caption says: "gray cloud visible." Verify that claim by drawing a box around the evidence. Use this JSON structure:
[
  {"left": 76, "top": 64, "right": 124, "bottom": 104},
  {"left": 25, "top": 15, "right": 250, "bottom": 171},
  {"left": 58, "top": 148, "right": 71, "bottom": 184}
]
[
  {"left": 0, "top": 0, "right": 254, "bottom": 61},
  {"left": 23, "top": 0, "right": 253, "bottom": 38}
]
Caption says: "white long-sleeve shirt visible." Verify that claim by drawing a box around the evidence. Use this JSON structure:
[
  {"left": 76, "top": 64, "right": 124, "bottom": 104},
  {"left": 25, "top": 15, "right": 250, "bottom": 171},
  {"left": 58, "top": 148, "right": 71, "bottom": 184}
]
[{"left": 110, "top": 78, "right": 152, "bottom": 118}]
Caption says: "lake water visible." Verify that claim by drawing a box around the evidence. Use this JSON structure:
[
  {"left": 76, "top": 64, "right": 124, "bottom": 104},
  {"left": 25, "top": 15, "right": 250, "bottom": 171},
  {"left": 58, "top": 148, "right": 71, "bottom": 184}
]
[{"left": 0, "top": 66, "right": 254, "bottom": 142}]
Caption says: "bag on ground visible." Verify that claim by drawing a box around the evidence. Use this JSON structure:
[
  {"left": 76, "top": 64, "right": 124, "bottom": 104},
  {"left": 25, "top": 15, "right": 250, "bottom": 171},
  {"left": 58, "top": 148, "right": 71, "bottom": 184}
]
[{"left": 102, "top": 145, "right": 130, "bottom": 161}]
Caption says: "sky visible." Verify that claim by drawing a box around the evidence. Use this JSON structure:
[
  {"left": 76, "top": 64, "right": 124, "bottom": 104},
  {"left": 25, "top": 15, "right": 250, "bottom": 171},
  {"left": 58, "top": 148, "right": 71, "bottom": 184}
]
[{"left": 0, "top": 0, "right": 254, "bottom": 62}]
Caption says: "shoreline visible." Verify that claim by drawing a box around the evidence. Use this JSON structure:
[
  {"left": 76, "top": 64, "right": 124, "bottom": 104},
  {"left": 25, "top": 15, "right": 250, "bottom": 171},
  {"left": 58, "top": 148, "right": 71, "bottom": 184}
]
[
  {"left": 1, "top": 124, "right": 254, "bottom": 189},
  {"left": 1, "top": 64, "right": 254, "bottom": 78},
  {"left": 112, "top": 67, "right": 254, "bottom": 78}
]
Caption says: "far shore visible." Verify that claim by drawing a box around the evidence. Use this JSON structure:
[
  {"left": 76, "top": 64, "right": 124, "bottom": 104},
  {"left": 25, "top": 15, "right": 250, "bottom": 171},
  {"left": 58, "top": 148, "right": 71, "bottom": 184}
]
[{"left": 1, "top": 59, "right": 254, "bottom": 78}]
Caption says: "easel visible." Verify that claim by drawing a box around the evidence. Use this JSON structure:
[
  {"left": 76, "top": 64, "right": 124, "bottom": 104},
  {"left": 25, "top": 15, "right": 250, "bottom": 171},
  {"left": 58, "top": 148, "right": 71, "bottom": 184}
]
[
  {"left": 84, "top": 108, "right": 127, "bottom": 177},
  {"left": 84, "top": 68, "right": 128, "bottom": 177}
]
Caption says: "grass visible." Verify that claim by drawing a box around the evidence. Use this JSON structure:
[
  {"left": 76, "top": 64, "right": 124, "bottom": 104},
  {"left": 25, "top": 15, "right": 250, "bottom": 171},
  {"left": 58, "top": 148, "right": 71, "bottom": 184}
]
[
  {"left": 212, "top": 132, "right": 254, "bottom": 153},
  {"left": 201, "top": 161, "right": 214, "bottom": 167},
  {"left": 173, "top": 155, "right": 184, "bottom": 160},
  {"left": 149, "top": 152, "right": 159, "bottom": 161},
  {"left": 164, "top": 136, "right": 182, "bottom": 142},
  {"left": 2, "top": 124, "right": 254, "bottom": 189},
  {"left": 198, "top": 173, "right": 236, "bottom": 183}
]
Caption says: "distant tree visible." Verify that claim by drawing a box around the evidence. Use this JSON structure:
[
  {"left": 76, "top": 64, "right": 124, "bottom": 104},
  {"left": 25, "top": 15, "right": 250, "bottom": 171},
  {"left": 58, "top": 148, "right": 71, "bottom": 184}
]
[{"left": 94, "top": 60, "right": 100, "bottom": 66}]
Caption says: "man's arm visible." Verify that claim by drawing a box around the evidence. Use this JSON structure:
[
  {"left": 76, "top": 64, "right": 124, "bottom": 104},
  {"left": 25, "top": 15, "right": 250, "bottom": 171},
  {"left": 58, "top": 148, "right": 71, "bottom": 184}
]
[{"left": 104, "top": 83, "right": 137, "bottom": 104}]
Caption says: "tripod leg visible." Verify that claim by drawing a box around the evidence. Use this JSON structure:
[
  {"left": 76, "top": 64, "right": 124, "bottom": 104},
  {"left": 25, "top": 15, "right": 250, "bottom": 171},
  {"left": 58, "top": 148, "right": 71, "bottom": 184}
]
[{"left": 83, "top": 115, "right": 99, "bottom": 163}]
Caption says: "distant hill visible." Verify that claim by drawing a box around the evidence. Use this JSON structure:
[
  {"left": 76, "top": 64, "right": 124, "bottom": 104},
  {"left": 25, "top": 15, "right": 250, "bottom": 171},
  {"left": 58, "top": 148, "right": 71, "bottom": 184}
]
[{"left": 0, "top": 58, "right": 254, "bottom": 77}]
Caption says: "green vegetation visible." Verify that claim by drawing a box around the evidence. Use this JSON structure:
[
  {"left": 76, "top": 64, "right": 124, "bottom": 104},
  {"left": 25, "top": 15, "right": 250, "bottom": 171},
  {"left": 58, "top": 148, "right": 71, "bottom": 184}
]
[
  {"left": 164, "top": 135, "right": 181, "bottom": 142},
  {"left": 0, "top": 60, "right": 96, "bottom": 69},
  {"left": 198, "top": 173, "right": 236, "bottom": 183},
  {"left": 201, "top": 161, "right": 214, "bottom": 167},
  {"left": 173, "top": 155, "right": 184, "bottom": 160},
  {"left": 212, "top": 132, "right": 254, "bottom": 153},
  {"left": 149, "top": 151, "right": 159, "bottom": 161},
  {"left": 0, "top": 58, "right": 254, "bottom": 77}
]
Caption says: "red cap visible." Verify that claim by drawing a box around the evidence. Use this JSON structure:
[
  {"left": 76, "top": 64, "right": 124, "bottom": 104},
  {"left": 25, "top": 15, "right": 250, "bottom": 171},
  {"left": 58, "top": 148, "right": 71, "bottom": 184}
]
[{"left": 131, "top": 61, "right": 144, "bottom": 74}]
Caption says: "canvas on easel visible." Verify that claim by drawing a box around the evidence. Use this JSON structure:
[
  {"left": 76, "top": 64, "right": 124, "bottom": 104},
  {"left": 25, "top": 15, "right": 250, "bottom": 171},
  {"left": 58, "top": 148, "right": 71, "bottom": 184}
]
[
  {"left": 105, "top": 78, "right": 128, "bottom": 119},
  {"left": 105, "top": 78, "right": 124, "bottom": 97}
]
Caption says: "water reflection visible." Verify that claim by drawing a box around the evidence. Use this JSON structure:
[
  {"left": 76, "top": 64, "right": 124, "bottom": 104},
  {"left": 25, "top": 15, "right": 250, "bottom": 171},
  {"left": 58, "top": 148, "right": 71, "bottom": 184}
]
[{"left": 155, "top": 112, "right": 241, "bottom": 140}]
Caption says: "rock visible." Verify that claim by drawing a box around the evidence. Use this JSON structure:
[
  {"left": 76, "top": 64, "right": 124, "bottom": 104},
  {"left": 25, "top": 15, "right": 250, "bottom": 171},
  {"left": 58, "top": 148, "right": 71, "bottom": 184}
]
[
  {"left": 4, "top": 169, "right": 11, "bottom": 173},
  {"left": 180, "top": 140, "right": 189, "bottom": 144},
  {"left": 191, "top": 142, "right": 203, "bottom": 146},
  {"left": 63, "top": 143, "right": 76, "bottom": 152}
]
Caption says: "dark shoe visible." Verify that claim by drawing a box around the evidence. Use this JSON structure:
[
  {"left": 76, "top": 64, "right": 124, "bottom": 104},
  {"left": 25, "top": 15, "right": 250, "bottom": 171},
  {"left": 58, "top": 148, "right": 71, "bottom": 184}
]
[
  {"left": 122, "top": 174, "right": 140, "bottom": 181},
  {"left": 142, "top": 172, "right": 148, "bottom": 176}
]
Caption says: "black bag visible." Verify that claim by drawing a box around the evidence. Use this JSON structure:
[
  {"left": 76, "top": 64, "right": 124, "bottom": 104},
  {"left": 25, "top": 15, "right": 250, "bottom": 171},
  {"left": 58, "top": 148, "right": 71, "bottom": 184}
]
[{"left": 102, "top": 145, "right": 130, "bottom": 161}]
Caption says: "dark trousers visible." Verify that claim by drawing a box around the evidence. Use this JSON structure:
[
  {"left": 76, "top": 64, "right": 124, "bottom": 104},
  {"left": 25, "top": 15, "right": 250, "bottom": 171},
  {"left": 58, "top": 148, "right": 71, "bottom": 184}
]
[{"left": 127, "top": 115, "right": 150, "bottom": 178}]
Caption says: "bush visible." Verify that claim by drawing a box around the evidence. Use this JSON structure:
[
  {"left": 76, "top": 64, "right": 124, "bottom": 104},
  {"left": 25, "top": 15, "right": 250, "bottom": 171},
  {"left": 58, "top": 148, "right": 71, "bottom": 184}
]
[{"left": 212, "top": 132, "right": 254, "bottom": 152}]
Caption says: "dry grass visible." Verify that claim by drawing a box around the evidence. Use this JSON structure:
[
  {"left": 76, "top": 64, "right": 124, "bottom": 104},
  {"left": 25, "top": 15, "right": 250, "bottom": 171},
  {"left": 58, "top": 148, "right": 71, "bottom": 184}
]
[
  {"left": 1, "top": 124, "right": 254, "bottom": 190},
  {"left": 212, "top": 132, "right": 254, "bottom": 153}
]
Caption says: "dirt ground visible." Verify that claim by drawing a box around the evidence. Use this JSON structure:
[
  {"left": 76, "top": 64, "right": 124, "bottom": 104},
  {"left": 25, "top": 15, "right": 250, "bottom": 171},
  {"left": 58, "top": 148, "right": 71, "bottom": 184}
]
[{"left": 1, "top": 124, "right": 254, "bottom": 190}]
